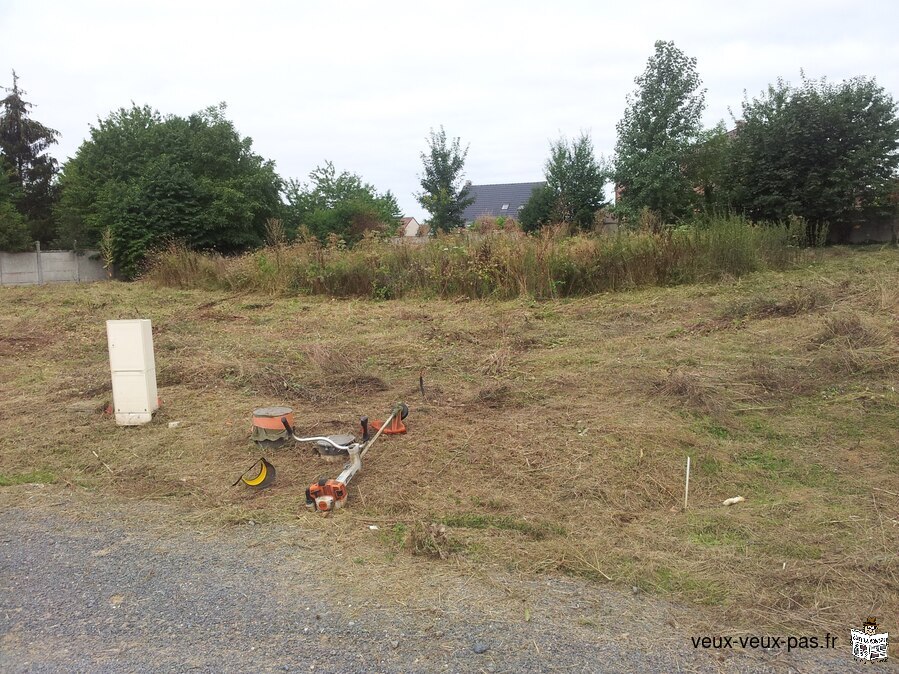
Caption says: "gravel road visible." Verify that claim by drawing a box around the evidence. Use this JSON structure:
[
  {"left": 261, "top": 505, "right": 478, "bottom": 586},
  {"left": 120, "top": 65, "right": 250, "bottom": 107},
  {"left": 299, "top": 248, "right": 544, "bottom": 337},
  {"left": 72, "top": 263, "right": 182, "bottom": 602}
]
[{"left": 0, "top": 488, "right": 871, "bottom": 673}]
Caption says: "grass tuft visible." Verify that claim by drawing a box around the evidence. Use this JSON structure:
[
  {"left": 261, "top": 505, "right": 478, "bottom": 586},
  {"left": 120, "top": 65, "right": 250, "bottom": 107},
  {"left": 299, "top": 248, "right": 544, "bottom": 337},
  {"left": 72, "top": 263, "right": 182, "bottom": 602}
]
[{"left": 0, "top": 470, "right": 55, "bottom": 486}]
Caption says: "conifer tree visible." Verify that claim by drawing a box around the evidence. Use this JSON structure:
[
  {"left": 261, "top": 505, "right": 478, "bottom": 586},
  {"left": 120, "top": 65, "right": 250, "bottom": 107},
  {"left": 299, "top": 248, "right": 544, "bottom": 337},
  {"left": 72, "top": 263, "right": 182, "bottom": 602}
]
[{"left": 0, "top": 71, "right": 60, "bottom": 243}]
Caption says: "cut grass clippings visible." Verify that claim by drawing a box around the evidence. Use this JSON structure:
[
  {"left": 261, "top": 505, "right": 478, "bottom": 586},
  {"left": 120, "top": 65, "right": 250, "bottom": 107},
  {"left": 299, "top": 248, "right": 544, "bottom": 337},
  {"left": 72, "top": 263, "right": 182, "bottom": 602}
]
[{"left": 0, "top": 245, "right": 897, "bottom": 640}]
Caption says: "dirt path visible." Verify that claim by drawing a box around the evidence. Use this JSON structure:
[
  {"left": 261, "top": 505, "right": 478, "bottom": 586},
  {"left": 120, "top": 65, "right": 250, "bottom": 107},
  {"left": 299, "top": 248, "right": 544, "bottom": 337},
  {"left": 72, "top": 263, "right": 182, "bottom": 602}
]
[{"left": 0, "top": 487, "right": 866, "bottom": 673}]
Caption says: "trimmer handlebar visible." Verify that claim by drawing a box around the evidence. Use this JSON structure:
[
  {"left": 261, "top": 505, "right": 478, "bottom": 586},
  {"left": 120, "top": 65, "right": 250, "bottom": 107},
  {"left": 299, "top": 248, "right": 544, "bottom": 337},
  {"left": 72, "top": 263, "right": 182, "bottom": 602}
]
[{"left": 281, "top": 416, "right": 356, "bottom": 451}]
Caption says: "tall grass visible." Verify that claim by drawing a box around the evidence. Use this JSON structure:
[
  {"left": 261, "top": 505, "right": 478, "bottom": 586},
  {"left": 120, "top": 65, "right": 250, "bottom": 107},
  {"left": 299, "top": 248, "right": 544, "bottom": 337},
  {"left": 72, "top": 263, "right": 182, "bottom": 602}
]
[{"left": 145, "top": 216, "right": 814, "bottom": 299}]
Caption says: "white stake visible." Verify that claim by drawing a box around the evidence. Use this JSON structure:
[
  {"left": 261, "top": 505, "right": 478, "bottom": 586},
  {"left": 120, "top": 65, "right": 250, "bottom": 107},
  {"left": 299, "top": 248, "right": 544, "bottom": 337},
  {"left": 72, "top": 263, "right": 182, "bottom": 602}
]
[{"left": 684, "top": 456, "right": 691, "bottom": 510}]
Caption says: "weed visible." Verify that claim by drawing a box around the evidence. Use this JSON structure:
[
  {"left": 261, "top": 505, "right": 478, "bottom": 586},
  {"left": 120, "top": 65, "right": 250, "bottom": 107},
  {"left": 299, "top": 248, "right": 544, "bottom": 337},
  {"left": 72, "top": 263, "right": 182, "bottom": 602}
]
[
  {"left": 379, "top": 523, "right": 407, "bottom": 549},
  {"left": 763, "top": 541, "right": 823, "bottom": 560},
  {"left": 647, "top": 567, "right": 729, "bottom": 606},
  {"left": 0, "top": 470, "right": 55, "bottom": 486},
  {"left": 145, "top": 216, "right": 811, "bottom": 300},
  {"left": 705, "top": 423, "right": 731, "bottom": 440},
  {"left": 696, "top": 456, "right": 722, "bottom": 475},
  {"left": 738, "top": 451, "right": 791, "bottom": 472},
  {"left": 407, "top": 522, "right": 458, "bottom": 559},
  {"left": 688, "top": 516, "right": 751, "bottom": 547},
  {"left": 440, "top": 513, "right": 560, "bottom": 539}
]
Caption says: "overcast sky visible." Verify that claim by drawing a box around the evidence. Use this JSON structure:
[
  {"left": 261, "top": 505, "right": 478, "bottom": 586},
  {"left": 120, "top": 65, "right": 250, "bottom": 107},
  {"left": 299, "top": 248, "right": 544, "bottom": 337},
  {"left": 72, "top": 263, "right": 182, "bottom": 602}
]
[{"left": 2, "top": 0, "right": 897, "bottom": 221}]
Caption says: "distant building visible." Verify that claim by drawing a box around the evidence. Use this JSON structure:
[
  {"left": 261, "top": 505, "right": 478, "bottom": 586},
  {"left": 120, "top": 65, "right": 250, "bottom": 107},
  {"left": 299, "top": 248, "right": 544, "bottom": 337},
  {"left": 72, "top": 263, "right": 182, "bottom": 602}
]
[
  {"left": 461, "top": 182, "right": 545, "bottom": 225},
  {"left": 398, "top": 217, "right": 422, "bottom": 237}
]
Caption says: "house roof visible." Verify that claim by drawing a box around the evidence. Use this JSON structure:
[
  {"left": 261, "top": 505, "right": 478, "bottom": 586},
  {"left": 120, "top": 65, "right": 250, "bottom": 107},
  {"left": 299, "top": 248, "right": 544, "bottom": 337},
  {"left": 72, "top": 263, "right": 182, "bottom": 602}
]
[
  {"left": 461, "top": 182, "right": 545, "bottom": 223},
  {"left": 399, "top": 217, "right": 418, "bottom": 227}
]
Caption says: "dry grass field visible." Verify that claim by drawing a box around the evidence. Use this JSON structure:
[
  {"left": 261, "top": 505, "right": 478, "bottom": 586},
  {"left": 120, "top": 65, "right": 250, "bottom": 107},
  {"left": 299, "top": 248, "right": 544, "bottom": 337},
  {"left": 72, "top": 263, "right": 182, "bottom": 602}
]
[{"left": 1, "top": 245, "right": 897, "bottom": 638}]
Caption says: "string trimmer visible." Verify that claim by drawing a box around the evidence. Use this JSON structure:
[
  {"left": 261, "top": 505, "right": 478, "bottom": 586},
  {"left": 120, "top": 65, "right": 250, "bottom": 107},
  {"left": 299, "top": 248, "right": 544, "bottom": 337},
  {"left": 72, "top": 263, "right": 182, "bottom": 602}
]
[{"left": 278, "top": 402, "right": 408, "bottom": 513}]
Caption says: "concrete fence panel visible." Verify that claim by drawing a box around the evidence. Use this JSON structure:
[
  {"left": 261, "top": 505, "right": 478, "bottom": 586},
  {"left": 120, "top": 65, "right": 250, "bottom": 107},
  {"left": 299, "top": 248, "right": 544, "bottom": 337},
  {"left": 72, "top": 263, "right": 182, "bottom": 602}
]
[
  {"left": 0, "top": 248, "right": 107, "bottom": 286},
  {"left": 0, "top": 250, "right": 39, "bottom": 285},
  {"left": 77, "top": 252, "right": 109, "bottom": 282}
]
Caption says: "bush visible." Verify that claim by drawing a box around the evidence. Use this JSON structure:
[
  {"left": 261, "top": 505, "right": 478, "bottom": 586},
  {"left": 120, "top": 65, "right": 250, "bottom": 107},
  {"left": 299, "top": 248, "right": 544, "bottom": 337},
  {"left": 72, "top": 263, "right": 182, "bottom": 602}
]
[
  {"left": 470, "top": 216, "right": 523, "bottom": 234},
  {"left": 55, "top": 104, "right": 282, "bottom": 279},
  {"left": 0, "top": 201, "right": 30, "bottom": 251}
]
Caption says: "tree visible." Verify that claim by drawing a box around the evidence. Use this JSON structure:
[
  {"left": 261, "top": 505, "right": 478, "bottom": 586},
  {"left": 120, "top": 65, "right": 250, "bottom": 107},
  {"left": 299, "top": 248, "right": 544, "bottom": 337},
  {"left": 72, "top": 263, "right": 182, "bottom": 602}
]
[
  {"left": 519, "top": 134, "right": 607, "bottom": 232},
  {"left": 518, "top": 184, "right": 556, "bottom": 232},
  {"left": 0, "top": 71, "right": 60, "bottom": 244},
  {"left": 56, "top": 103, "right": 282, "bottom": 278},
  {"left": 416, "top": 126, "right": 474, "bottom": 233},
  {"left": 728, "top": 75, "right": 899, "bottom": 231},
  {"left": 284, "top": 161, "right": 402, "bottom": 242},
  {"left": 683, "top": 123, "right": 734, "bottom": 214},
  {"left": 0, "top": 156, "right": 30, "bottom": 251},
  {"left": 544, "top": 133, "right": 607, "bottom": 229},
  {"left": 614, "top": 40, "right": 706, "bottom": 222}
]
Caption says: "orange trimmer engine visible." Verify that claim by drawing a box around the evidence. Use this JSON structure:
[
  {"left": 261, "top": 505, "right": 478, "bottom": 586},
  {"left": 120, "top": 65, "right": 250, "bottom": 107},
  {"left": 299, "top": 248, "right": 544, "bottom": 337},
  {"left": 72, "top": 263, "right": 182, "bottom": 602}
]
[{"left": 306, "top": 478, "right": 349, "bottom": 512}]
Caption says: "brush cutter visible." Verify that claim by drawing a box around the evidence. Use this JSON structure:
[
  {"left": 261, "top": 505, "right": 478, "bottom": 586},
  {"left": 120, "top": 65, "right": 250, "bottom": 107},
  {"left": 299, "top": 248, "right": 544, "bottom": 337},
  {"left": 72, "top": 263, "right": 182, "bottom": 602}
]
[{"left": 279, "top": 402, "right": 408, "bottom": 513}]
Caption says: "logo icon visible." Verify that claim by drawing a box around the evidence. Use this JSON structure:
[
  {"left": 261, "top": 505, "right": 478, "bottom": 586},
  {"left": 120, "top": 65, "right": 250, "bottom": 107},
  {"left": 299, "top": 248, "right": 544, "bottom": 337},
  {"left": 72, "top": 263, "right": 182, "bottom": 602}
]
[{"left": 851, "top": 617, "right": 889, "bottom": 662}]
